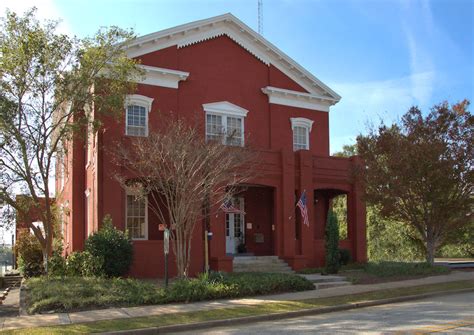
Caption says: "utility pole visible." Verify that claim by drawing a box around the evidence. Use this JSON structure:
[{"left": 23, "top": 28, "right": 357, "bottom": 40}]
[{"left": 258, "top": 0, "right": 263, "bottom": 35}]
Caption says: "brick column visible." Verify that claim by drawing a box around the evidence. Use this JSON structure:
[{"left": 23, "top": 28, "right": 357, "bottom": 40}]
[
  {"left": 280, "top": 150, "right": 295, "bottom": 259},
  {"left": 299, "top": 150, "right": 314, "bottom": 263}
]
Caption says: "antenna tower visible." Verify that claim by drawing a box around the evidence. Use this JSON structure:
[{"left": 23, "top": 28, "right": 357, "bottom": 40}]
[{"left": 258, "top": 0, "right": 263, "bottom": 35}]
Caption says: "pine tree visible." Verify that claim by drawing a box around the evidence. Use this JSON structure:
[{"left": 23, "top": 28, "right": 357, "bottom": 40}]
[{"left": 325, "top": 210, "right": 340, "bottom": 274}]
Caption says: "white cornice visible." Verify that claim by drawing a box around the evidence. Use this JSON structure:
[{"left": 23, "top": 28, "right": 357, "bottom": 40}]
[
  {"left": 137, "top": 64, "right": 189, "bottom": 89},
  {"left": 202, "top": 101, "right": 249, "bottom": 117},
  {"left": 262, "top": 86, "right": 335, "bottom": 112},
  {"left": 124, "top": 13, "right": 341, "bottom": 102}
]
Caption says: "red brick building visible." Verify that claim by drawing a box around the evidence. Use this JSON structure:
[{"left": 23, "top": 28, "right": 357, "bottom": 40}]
[{"left": 56, "top": 13, "right": 367, "bottom": 278}]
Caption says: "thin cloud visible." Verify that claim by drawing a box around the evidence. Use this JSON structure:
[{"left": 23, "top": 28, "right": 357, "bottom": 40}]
[{"left": 1, "top": 0, "right": 72, "bottom": 36}]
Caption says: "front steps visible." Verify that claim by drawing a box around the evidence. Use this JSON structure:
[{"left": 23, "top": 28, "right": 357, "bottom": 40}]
[
  {"left": 2, "top": 276, "right": 22, "bottom": 288},
  {"left": 299, "top": 274, "right": 352, "bottom": 289},
  {"left": 233, "top": 256, "right": 294, "bottom": 274}
]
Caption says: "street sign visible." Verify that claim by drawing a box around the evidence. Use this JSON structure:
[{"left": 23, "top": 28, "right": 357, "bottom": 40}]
[{"left": 164, "top": 228, "right": 170, "bottom": 255}]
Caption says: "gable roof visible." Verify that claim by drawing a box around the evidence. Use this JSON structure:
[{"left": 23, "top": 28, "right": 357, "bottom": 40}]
[{"left": 124, "top": 13, "right": 341, "bottom": 103}]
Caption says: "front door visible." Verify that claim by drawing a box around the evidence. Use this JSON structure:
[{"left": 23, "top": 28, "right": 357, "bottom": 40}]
[{"left": 225, "top": 197, "right": 245, "bottom": 254}]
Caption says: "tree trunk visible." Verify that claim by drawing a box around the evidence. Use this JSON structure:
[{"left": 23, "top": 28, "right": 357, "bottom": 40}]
[{"left": 425, "top": 239, "right": 435, "bottom": 265}]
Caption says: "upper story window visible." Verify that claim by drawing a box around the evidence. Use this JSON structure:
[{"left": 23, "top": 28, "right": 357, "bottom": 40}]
[
  {"left": 125, "top": 95, "right": 154, "bottom": 137},
  {"left": 290, "top": 117, "right": 314, "bottom": 151},
  {"left": 203, "top": 101, "right": 249, "bottom": 147}
]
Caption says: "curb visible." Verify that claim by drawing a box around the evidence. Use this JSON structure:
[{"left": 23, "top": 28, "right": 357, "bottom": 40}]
[{"left": 100, "top": 287, "right": 474, "bottom": 335}]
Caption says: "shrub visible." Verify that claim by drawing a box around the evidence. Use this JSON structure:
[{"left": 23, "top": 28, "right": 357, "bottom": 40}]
[
  {"left": 364, "top": 262, "right": 450, "bottom": 277},
  {"left": 339, "top": 248, "right": 352, "bottom": 266},
  {"left": 85, "top": 215, "right": 133, "bottom": 277},
  {"left": 25, "top": 272, "right": 314, "bottom": 313},
  {"left": 66, "top": 251, "right": 103, "bottom": 277},
  {"left": 15, "top": 230, "right": 44, "bottom": 278},
  {"left": 48, "top": 250, "right": 67, "bottom": 277},
  {"left": 325, "top": 210, "right": 340, "bottom": 274}
]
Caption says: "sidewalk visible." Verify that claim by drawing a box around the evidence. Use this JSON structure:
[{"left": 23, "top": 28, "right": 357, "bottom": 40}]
[{"left": 1, "top": 271, "right": 473, "bottom": 331}]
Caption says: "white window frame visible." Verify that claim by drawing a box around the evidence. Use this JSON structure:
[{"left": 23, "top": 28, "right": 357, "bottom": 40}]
[
  {"left": 203, "top": 101, "right": 249, "bottom": 147},
  {"left": 125, "top": 94, "right": 154, "bottom": 137},
  {"left": 125, "top": 191, "right": 148, "bottom": 240},
  {"left": 290, "top": 117, "right": 314, "bottom": 151}
]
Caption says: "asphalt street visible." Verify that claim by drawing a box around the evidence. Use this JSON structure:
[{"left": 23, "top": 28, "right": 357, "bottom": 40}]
[{"left": 177, "top": 292, "right": 474, "bottom": 334}]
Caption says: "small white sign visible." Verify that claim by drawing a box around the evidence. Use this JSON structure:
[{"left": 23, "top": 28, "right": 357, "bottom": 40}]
[{"left": 247, "top": 222, "right": 252, "bottom": 229}]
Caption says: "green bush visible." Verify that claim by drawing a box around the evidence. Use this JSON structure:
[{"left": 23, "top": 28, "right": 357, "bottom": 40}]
[
  {"left": 15, "top": 230, "right": 44, "bottom": 278},
  {"left": 364, "top": 262, "right": 450, "bottom": 277},
  {"left": 84, "top": 215, "right": 133, "bottom": 277},
  {"left": 25, "top": 272, "right": 314, "bottom": 314},
  {"left": 325, "top": 210, "right": 340, "bottom": 274},
  {"left": 339, "top": 248, "right": 352, "bottom": 266},
  {"left": 66, "top": 251, "right": 103, "bottom": 277},
  {"left": 48, "top": 250, "right": 67, "bottom": 277}
]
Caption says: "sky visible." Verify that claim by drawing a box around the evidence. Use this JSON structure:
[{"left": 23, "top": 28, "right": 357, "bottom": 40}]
[
  {"left": 0, "top": 0, "right": 472, "bottom": 244},
  {"left": 1, "top": 0, "right": 473, "bottom": 153}
]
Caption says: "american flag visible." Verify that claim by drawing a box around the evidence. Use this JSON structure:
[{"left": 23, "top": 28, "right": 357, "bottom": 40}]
[
  {"left": 220, "top": 199, "right": 246, "bottom": 214},
  {"left": 296, "top": 190, "right": 309, "bottom": 226}
]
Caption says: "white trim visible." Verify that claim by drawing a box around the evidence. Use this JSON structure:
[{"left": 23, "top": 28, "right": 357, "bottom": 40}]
[
  {"left": 125, "top": 94, "right": 154, "bottom": 111},
  {"left": 290, "top": 117, "right": 314, "bottom": 132},
  {"left": 125, "top": 95, "right": 154, "bottom": 137},
  {"left": 202, "top": 101, "right": 249, "bottom": 117},
  {"left": 262, "top": 86, "right": 334, "bottom": 112},
  {"left": 125, "top": 191, "right": 149, "bottom": 240},
  {"left": 137, "top": 65, "right": 189, "bottom": 89},
  {"left": 123, "top": 13, "right": 341, "bottom": 102}
]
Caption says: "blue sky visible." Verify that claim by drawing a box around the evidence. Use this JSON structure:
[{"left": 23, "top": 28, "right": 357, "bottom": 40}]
[{"left": 2, "top": 0, "right": 473, "bottom": 153}]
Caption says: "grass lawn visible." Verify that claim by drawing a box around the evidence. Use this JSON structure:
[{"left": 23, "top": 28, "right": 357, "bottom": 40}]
[
  {"left": 25, "top": 272, "right": 314, "bottom": 314},
  {"left": 297, "top": 261, "right": 451, "bottom": 284},
  {"left": 3, "top": 280, "right": 473, "bottom": 334}
]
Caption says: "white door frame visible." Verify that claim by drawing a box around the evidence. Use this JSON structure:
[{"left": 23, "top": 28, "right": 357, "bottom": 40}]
[{"left": 225, "top": 197, "right": 245, "bottom": 254}]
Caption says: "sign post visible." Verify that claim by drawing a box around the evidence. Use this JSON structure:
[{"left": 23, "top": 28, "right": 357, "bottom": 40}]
[{"left": 164, "top": 228, "right": 170, "bottom": 288}]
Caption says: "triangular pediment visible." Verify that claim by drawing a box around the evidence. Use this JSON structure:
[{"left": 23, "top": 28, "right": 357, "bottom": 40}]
[
  {"left": 202, "top": 101, "right": 249, "bottom": 117},
  {"left": 125, "top": 14, "right": 340, "bottom": 103}
]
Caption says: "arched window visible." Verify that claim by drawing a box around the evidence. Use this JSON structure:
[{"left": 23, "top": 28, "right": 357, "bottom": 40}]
[
  {"left": 290, "top": 117, "right": 314, "bottom": 151},
  {"left": 125, "top": 95, "right": 154, "bottom": 136}
]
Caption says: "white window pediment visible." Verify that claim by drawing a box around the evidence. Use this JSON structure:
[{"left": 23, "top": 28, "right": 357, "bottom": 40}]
[
  {"left": 203, "top": 101, "right": 249, "bottom": 117},
  {"left": 290, "top": 117, "right": 314, "bottom": 132},
  {"left": 125, "top": 94, "right": 154, "bottom": 111}
]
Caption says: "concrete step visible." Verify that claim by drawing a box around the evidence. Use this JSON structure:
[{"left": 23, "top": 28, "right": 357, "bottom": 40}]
[
  {"left": 233, "top": 256, "right": 294, "bottom": 274},
  {"left": 314, "top": 281, "right": 352, "bottom": 289},
  {"left": 2, "top": 276, "right": 22, "bottom": 288},
  {"left": 233, "top": 256, "right": 279, "bottom": 263},
  {"left": 300, "top": 274, "right": 347, "bottom": 283}
]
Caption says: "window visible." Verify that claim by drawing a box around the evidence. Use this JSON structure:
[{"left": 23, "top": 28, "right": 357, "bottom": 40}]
[
  {"left": 293, "top": 126, "right": 308, "bottom": 151},
  {"left": 203, "top": 101, "right": 248, "bottom": 147},
  {"left": 126, "top": 193, "right": 147, "bottom": 240},
  {"left": 290, "top": 117, "right": 314, "bottom": 151},
  {"left": 125, "top": 95, "right": 154, "bottom": 137}
]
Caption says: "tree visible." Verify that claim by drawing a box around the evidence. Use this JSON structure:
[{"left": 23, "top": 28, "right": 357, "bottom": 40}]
[
  {"left": 0, "top": 8, "right": 141, "bottom": 272},
  {"left": 114, "top": 120, "right": 256, "bottom": 278},
  {"left": 325, "top": 210, "right": 340, "bottom": 274},
  {"left": 357, "top": 100, "right": 473, "bottom": 264}
]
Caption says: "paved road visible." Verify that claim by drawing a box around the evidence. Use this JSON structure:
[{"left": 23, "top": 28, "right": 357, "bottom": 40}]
[{"left": 179, "top": 292, "right": 474, "bottom": 334}]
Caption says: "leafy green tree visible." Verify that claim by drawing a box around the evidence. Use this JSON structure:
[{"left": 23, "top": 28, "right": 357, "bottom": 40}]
[
  {"left": 325, "top": 210, "right": 340, "bottom": 274},
  {"left": 0, "top": 8, "right": 141, "bottom": 272},
  {"left": 357, "top": 100, "right": 473, "bottom": 264}
]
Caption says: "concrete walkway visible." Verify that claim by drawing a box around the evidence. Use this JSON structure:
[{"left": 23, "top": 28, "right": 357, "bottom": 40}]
[{"left": 1, "top": 271, "right": 473, "bottom": 331}]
